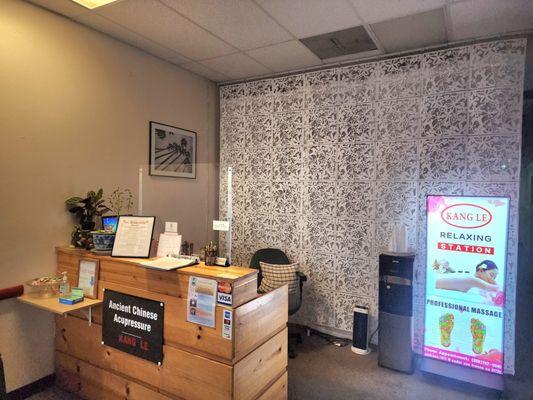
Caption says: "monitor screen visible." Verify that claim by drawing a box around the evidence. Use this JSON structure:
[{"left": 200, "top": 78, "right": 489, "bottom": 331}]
[{"left": 102, "top": 215, "right": 118, "bottom": 233}]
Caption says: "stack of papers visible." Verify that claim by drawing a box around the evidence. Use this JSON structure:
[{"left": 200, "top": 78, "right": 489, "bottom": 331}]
[
  {"left": 140, "top": 256, "right": 199, "bottom": 271},
  {"left": 157, "top": 233, "right": 182, "bottom": 257}
]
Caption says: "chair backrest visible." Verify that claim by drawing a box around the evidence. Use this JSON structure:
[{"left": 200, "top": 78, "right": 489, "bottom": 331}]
[{"left": 249, "top": 248, "right": 290, "bottom": 286}]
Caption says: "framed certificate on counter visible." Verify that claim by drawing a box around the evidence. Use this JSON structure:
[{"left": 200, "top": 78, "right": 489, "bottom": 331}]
[
  {"left": 111, "top": 216, "right": 156, "bottom": 258},
  {"left": 78, "top": 258, "right": 99, "bottom": 298}
]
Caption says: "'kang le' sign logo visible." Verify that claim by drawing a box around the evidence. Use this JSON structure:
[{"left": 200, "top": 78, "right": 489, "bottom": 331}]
[
  {"left": 424, "top": 195, "right": 509, "bottom": 375},
  {"left": 441, "top": 203, "right": 493, "bottom": 229}
]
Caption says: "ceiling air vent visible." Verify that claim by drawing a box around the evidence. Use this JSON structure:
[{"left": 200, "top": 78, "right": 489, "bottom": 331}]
[{"left": 300, "top": 26, "right": 377, "bottom": 60}]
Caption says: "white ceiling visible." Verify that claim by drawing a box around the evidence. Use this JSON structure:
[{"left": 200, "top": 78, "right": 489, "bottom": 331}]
[{"left": 28, "top": 0, "right": 533, "bottom": 83}]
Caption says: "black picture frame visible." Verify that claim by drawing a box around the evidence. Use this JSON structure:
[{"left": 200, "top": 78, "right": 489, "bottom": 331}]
[
  {"left": 149, "top": 121, "right": 197, "bottom": 179},
  {"left": 111, "top": 216, "right": 156, "bottom": 259}
]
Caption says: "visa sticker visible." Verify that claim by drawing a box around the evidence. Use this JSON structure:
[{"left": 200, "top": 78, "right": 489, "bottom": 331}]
[
  {"left": 217, "top": 292, "right": 232, "bottom": 305},
  {"left": 217, "top": 281, "right": 232, "bottom": 306}
]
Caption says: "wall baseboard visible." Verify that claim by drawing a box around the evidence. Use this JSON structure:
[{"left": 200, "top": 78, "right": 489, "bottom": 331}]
[
  {"left": 6, "top": 374, "right": 55, "bottom": 400},
  {"left": 308, "top": 323, "right": 352, "bottom": 340},
  {"left": 307, "top": 323, "right": 423, "bottom": 355}
]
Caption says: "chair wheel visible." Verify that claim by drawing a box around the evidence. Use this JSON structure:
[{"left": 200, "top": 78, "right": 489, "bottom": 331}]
[{"left": 288, "top": 349, "right": 296, "bottom": 359}]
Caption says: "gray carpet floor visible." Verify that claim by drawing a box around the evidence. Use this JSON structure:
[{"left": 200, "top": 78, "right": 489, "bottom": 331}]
[
  {"left": 25, "top": 333, "right": 533, "bottom": 400},
  {"left": 289, "top": 334, "right": 503, "bottom": 400},
  {"left": 26, "top": 387, "right": 75, "bottom": 400}
]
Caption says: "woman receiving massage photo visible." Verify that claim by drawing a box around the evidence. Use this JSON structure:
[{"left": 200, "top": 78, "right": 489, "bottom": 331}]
[{"left": 435, "top": 260, "right": 499, "bottom": 293}]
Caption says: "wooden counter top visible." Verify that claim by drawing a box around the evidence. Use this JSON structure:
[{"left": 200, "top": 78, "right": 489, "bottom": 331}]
[
  {"left": 18, "top": 293, "right": 102, "bottom": 315},
  {"left": 55, "top": 246, "right": 257, "bottom": 283}
]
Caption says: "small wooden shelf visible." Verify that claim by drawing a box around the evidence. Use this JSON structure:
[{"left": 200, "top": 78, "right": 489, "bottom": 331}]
[{"left": 18, "top": 294, "right": 102, "bottom": 325}]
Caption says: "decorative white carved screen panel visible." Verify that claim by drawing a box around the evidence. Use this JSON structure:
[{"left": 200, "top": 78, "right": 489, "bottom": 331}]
[{"left": 219, "top": 39, "right": 526, "bottom": 374}]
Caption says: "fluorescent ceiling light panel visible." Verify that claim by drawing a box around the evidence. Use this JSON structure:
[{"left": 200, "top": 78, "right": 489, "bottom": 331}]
[
  {"left": 300, "top": 26, "right": 377, "bottom": 60},
  {"left": 71, "top": 0, "right": 117, "bottom": 10}
]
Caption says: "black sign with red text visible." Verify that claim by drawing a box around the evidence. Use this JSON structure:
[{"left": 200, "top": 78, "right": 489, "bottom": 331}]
[{"left": 102, "top": 289, "right": 164, "bottom": 364}]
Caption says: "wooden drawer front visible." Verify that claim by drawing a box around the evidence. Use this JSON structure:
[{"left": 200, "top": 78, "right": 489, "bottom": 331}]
[
  {"left": 234, "top": 285, "right": 288, "bottom": 361},
  {"left": 233, "top": 328, "right": 288, "bottom": 400},
  {"left": 256, "top": 371, "right": 288, "bottom": 400},
  {"left": 56, "top": 315, "right": 233, "bottom": 400},
  {"left": 56, "top": 351, "right": 173, "bottom": 400}
]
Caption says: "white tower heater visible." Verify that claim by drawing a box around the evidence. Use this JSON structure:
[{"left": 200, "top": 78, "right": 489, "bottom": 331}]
[{"left": 351, "top": 306, "right": 370, "bottom": 355}]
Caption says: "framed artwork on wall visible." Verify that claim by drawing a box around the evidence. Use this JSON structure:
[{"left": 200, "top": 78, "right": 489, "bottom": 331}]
[{"left": 149, "top": 121, "right": 197, "bottom": 179}]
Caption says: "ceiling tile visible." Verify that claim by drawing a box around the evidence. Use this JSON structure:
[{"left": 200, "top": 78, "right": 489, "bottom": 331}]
[
  {"left": 349, "top": 0, "right": 446, "bottom": 24},
  {"left": 200, "top": 53, "right": 271, "bottom": 80},
  {"left": 371, "top": 8, "right": 447, "bottom": 53},
  {"left": 159, "top": 0, "right": 292, "bottom": 51},
  {"left": 246, "top": 40, "right": 322, "bottom": 72},
  {"left": 95, "top": 0, "right": 237, "bottom": 60},
  {"left": 27, "top": 0, "right": 90, "bottom": 17},
  {"left": 180, "top": 62, "right": 230, "bottom": 82},
  {"left": 448, "top": 0, "right": 533, "bottom": 41},
  {"left": 75, "top": 13, "right": 191, "bottom": 64},
  {"left": 255, "top": 0, "right": 361, "bottom": 38}
]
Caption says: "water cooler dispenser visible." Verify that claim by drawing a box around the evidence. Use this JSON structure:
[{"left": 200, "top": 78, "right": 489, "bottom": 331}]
[{"left": 378, "top": 252, "right": 415, "bottom": 373}]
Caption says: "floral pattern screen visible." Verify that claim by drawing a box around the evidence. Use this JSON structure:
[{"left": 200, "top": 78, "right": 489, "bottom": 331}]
[{"left": 218, "top": 39, "right": 526, "bottom": 374}]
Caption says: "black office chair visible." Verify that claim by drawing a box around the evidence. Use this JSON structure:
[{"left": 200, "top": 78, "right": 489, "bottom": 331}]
[{"left": 250, "top": 248, "right": 307, "bottom": 358}]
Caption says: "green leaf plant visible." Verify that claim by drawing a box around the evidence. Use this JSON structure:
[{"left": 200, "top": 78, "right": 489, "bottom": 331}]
[{"left": 65, "top": 188, "right": 110, "bottom": 230}]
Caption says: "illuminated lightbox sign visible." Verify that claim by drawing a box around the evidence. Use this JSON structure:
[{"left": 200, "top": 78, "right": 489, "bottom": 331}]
[{"left": 424, "top": 196, "right": 509, "bottom": 375}]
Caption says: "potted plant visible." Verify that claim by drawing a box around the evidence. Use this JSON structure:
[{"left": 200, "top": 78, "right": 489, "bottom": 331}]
[
  {"left": 65, "top": 189, "right": 110, "bottom": 231},
  {"left": 91, "top": 228, "right": 116, "bottom": 252},
  {"left": 108, "top": 187, "right": 134, "bottom": 216},
  {"left": 65, "top": 189, "right": 109, "bottom": 250},
  {"left": 70, "top": 225, "right": 93, "bottom": 250}
]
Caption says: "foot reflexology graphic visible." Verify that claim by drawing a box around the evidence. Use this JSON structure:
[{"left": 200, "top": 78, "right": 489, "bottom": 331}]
[
  {"left": 436, "top": 314, "right": 488, "bottom": 355},
  {"left": 471, "top": 318, "right": 486, "bottom": 355},
  {"left": 439, "top": 313, "right": 454, "bottom": 348}
]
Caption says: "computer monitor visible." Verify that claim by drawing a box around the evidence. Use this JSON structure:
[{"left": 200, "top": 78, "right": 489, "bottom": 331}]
[{"left": 102, "top": 215, "right": 118, "bottom": 233}]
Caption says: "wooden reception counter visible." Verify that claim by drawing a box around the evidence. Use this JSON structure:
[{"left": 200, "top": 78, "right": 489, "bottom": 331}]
[{"left": 53, "top": 247, "right": 288, "bottom": 400}]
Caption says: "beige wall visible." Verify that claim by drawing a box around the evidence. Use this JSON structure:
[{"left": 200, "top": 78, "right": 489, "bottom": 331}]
[{"left": 0, "top": 0, "right": 218, "bottom": 391}]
